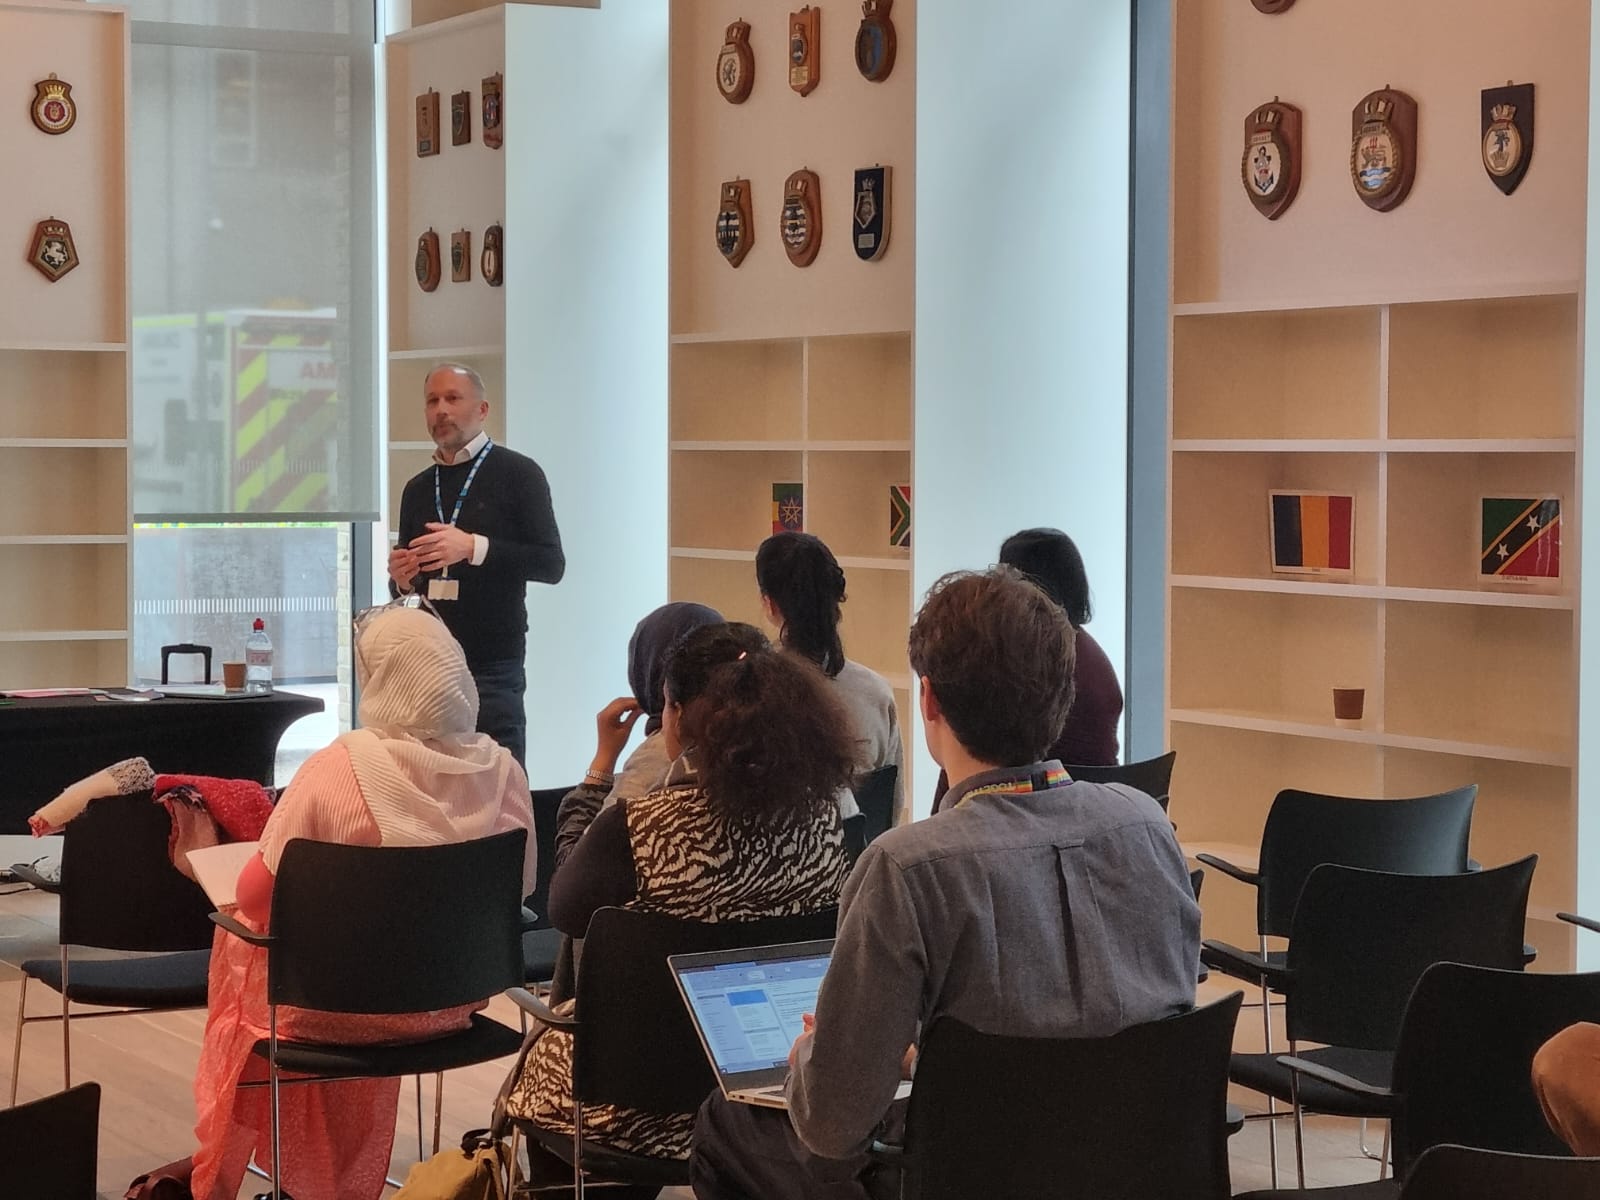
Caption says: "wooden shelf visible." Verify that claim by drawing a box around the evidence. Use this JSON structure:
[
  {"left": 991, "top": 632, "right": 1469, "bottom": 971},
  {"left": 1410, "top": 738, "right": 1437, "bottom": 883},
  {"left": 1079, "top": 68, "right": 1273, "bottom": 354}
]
[
  {"left": 0, "top": 630, "right": 127, "bottom": 643},
  {"left": 1172, "top": 439, "right": 1574, "bottom": 454},
  {"left": 388, "top": 441, "right": 436, "bottom": 452},
  {"left": 0, "top": 438, "right": 128, "bottom": 449},
  {"left": 1169, "top": 708, "right": 1571, "bottom": 767},
  {"left": 0, "top": 341, "right": 126, "bottom": 353},
  {"left": 1173, "top": 280, "right": 1580, "bottom": 316},
  {"left": 388, "top": 345, "right": 506, "bottom": 360},
  {"left": 669, "top": 440, "right": 912, "bottom": 453},
  {"left": 671, "top": 547, "right": 754, "bottom": 562},
  {"left": 1171, "top": 575, "right": 1574, "bottom": 609},
  {"left": 0, "top": 535, "right": 128, "bottom": 546}
]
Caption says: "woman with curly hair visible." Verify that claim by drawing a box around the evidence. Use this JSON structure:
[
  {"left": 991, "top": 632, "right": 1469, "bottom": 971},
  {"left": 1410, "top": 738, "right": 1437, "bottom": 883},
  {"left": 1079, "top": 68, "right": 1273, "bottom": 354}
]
[{"left": 505, "top": 621, "right": 854, "bottom": 1167}]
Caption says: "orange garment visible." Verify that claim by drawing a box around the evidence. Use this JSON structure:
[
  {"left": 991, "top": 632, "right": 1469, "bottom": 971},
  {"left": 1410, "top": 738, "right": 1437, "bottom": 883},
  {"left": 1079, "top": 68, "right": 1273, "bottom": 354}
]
[
  {"left": 1533, "top": 1021, "right": 1600, "bottom": 1156},
  {"left": 188, "top": 746, "right": 481, "bottom": 1200}
]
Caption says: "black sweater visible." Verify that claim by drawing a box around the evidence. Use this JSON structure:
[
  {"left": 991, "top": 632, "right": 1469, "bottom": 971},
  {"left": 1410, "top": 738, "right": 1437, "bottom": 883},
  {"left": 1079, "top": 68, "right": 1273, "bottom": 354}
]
[{"left": 395, "top": 445, "right": 565, "bottom": 669}]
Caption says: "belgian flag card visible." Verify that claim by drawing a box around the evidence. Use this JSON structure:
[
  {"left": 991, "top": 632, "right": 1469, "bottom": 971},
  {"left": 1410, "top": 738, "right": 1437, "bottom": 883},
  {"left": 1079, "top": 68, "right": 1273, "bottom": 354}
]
[{"left": 1269, "top": 491, "right": 1354, "bottom": 576}]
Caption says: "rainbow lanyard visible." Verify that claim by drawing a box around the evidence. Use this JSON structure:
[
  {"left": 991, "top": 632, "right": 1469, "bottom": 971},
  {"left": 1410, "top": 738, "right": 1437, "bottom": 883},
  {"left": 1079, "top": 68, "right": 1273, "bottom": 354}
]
[
  {"left": 432, "top": 439, "right": 492, "bottom": 579},
  {"left": 954, "top": 765, "right": 1072, "bottom": 808}
]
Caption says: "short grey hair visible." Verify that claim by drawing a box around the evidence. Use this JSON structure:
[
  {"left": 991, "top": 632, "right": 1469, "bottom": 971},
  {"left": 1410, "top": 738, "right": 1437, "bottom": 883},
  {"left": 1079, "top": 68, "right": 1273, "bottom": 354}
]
[{"left": 424, "top": 361, "right": 487, "bottom": 402}]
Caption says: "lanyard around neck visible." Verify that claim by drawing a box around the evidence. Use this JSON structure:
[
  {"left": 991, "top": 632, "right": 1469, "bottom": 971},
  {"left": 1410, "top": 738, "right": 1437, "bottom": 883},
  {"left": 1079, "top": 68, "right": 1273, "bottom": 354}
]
[{"left": 434, "top": 438, "right": 492, "bottom": 527}]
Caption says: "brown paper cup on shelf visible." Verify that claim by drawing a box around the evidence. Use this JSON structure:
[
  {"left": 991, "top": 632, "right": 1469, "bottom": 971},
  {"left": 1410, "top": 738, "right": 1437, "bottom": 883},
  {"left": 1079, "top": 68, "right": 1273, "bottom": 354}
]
[
  {"left": 1332, "top": 687, "right": 1365, "bottom": 728},
  {"left": 222, "top": 661, "right": 247, "bottom": 692}
]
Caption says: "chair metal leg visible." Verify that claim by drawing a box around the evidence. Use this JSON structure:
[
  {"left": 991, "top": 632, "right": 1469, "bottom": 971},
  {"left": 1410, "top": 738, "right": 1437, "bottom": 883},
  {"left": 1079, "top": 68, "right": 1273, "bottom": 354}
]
[
  {"left": 9, "top": 974, "right": 27, "bottom": 1106},
  {"left": 58, "top": 948, "right": 70, "bottom": 1090},
  {"left": 1260, "top": 944, "right": 1280, "bottom": 1190},
  {"left": 572, "top": 1098, "right": 585, "bottom": 1199},
  {"left": 433, "top": 1071, "right": 445, "bottom": 1154},
  {"left": 415, "top": 1075, "right": 426, "bottom": 1163},
  {"left": 1379, "top": 1121, "right": 1391, "bottom": 1181},
  {"left": 269, "top": 1005, "right": 284, "bottom": 1200},
  {"left": 1290, "top": 1060, "right": 1306, "bottom": 1190}
]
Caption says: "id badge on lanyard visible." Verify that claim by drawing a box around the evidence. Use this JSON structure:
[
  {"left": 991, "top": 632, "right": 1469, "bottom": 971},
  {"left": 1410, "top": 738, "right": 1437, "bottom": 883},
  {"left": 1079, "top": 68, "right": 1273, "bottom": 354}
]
[{"left": 429, "top": 440, "right": 492, "bottom": 601}]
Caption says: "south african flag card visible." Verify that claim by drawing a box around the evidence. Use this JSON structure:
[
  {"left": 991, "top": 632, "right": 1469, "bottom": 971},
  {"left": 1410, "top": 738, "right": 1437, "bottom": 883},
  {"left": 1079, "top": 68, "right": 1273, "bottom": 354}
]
[
  {"left": 1269, "top": 491, "right": 1354, "bottom": 575},
  {"left": 1480, "top": 497, "right": 1560, "bottom": 582}
]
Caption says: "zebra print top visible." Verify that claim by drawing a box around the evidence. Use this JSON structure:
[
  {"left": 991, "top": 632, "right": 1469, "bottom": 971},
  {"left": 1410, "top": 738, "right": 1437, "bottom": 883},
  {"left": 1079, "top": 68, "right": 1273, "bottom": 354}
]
[{"left": 624, "top": 782, "right": 849, "bottom": 921}]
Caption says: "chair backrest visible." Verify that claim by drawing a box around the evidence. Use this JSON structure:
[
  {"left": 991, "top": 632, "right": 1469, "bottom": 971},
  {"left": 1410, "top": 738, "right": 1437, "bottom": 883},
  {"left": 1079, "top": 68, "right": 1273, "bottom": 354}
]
[
  {"left": 900, "top": 993, "right": 1241, "bottom": 1200},
  {"left": 524, "top": 785, "right": 569, "bottom": 929},
  {"left": 1399, "top": 1145, "right": 1600, "bottom": 1200},
  {"left": 0, "top": 1081, "right": 100, "bottom": 1199},
  {"left": 855, "top": 764, "right": 898, "bottom": 843},
  {"left": 59, "top": 792, "right": 215, "bottom": 952},
  {"left": 1388, "top": 962, "right": 1600, "bottom": 1175},
  {"left": 1067, "top": 751, "right": 1178, "bottom": 811},
  {"left": 268, "top": 830, "right": 527, "bottom": 1013},
  {"left": 1284, "top": 856, "right": 1535, "bottom": 1052},
  {"left": 1256, "top": 784, "right": 1478, "bottom": 938},
  {"left": 572, "top": 905, "right": 839, "bottom": 1115}
]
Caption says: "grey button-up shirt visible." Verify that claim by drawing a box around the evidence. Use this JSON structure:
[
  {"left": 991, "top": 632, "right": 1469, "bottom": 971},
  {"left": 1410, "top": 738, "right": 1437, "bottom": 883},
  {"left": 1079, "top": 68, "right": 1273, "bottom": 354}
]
[{"left": 787, "top": 762, "right": 1201, "bottom": 1160}]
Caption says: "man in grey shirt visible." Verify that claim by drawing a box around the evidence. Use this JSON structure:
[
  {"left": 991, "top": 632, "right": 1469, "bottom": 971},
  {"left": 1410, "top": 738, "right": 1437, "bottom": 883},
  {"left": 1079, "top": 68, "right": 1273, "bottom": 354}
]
[{"left": 691, "top": 567, "right": 1201, "bottom": 1199}]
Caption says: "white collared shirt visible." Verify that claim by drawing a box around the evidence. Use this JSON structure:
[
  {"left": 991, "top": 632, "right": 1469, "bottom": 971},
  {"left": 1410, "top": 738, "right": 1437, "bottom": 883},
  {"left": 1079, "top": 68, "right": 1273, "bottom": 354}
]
[{"left": 432, "top": 430, "right": 491, "bottom": 566}]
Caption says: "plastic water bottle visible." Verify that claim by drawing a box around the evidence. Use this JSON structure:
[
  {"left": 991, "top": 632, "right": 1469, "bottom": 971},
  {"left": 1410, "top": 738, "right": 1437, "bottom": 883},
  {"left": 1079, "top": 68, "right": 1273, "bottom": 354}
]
[{"left": 245, "top": 618, "right": 274, "bottom": 694}]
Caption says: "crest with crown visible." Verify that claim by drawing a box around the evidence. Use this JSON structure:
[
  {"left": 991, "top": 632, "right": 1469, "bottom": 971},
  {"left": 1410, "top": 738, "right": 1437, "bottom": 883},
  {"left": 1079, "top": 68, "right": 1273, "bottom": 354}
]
[
  {"left": 1490, "top": 102, "right": 1517, "bottom": 124},
  {"left": 1361, "top": 94, "right": 1394, "bottom": 123},
  {"left": 31, "top": 73, "right": 76, "bottom": 135}
]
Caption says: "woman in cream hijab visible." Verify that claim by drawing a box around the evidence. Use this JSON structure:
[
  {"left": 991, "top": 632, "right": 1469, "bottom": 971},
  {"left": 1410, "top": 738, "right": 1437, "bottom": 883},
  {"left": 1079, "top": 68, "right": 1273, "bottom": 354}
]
[{"left": 167, "top": 603, "right": 537, "bottom": 1200}]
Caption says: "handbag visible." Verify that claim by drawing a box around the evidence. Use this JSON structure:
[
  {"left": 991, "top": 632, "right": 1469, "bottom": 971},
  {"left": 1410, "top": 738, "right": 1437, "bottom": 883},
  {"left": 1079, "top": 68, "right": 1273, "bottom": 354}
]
[{"left": 393, "top": 1129, "right": 513, "bottom": 1200}]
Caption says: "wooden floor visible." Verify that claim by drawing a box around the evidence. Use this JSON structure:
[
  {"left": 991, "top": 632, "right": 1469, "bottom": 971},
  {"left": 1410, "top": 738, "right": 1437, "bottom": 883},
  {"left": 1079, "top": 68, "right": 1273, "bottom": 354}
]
[{"left": 0, "top": 883, "right": 1388, "bottom": 1198}]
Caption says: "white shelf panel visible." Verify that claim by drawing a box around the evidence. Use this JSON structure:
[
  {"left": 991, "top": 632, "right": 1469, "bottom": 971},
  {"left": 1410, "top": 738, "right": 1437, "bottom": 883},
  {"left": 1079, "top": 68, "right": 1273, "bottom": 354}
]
[
  {"left": 0, "top": 341, "right": 127, "bottom": 353},
  {"left": 836, "top": 555, "right": 912, "bottom": 573},
  {"left": 0, "top": 438, "right": 128, "bottom": 449},
  {"left": 1169, "top": 707, "right": 1572, "bottom": 767},
  {"left": 0, "top": 535, "right": 128, "bottom": 546},
  {"left": 1172, "top": 575, "right": 1574, "bottom": 610},
  {"left": 672, "top": 440, "right": 807, "bottom": 452},
  {"left": 807, "top": 441, "right": 911, "bottom": 453},
  {"left": 1173, "top": 439, "right": 1383, "bottom": 454},
  {"left": 1173, "top": 280, "right": 1581, "bottom": 316},
  {"left": 670, "top": 331, "right": 805, "bottom": 346},
  {"left": 388, "top": 345, "right": 506, "bottom": 360},
  {"left": 0, "top": 630, "right": 128, "bottom": 643},
  {"left": 388, "top": 441, "right": 436, "bottom": 452},
  {"left": 671, "top": 547, "right": 755, "bottom": 563},
  {"left": 1385, "top": 439, "right": 1577, "bottom": 454}
]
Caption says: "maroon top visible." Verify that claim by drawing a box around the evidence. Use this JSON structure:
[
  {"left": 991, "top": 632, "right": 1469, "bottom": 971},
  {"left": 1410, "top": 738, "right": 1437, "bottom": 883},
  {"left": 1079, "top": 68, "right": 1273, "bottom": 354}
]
[{"left": 931, "top": 626, "right": 1123, "bottom": 809}]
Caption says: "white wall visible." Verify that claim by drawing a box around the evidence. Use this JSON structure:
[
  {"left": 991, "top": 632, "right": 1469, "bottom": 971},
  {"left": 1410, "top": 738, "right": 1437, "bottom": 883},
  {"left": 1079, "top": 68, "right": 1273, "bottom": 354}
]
[
  {"left": 913, "top": 0, "right": 1131, "bottom": 804},
  {"left": 503, "top": 2, "right": 669, "bottom": 785}
]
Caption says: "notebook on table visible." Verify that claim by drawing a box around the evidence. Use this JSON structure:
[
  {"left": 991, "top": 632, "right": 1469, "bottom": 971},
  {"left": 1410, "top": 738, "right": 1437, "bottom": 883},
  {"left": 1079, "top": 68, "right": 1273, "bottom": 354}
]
[{"left": 669, "top": 939, "right": 912, "bottom": 1110}]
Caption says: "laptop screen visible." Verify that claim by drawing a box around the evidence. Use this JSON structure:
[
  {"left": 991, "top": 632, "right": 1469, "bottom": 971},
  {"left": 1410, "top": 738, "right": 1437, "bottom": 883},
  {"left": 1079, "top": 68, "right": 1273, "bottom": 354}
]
[{"left": 673, "top": 945, "right": 833, "bottom": 1078}]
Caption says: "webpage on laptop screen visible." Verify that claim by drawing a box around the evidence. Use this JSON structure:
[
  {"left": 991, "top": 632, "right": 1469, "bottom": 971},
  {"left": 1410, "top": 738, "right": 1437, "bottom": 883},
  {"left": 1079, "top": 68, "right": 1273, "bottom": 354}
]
[{"left": 681, "top": 956, "right": 830, "bottom": 1075}]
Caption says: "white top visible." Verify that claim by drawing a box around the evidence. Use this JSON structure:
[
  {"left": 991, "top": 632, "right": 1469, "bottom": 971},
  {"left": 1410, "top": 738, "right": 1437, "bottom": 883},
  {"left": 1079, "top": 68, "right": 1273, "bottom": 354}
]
[{"left": 829, "top": 659, "right": 905, "bottom": 824}]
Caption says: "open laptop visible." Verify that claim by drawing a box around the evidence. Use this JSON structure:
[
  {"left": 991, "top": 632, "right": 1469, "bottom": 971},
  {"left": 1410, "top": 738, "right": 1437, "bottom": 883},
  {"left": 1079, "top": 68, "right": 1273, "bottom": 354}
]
[{"left": 670, "top": 939, "right": 913, "bottom": 1110}]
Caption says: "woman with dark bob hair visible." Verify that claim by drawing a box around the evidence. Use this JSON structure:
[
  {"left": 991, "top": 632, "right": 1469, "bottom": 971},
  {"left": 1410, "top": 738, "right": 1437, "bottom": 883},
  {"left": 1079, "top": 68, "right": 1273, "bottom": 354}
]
[
  {"left": 505, "top": 622, "right": 854, "bottom": 1164},
  {"left": 998, "top": 527, "right": 1123, "bottom": 765},
  {"left": 755, "top": 531, "right": 905, "bottom": 823}
]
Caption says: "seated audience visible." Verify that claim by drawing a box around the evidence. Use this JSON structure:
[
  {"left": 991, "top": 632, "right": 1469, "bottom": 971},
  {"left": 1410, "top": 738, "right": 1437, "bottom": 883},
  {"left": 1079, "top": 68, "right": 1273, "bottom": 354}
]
[
  {"left": 1533, "top": 1022, "right": 1600, "bottom": 1155},
  {"left": 156, "top": 603, "right": 537, "bottom": 1200},
  {"left": 756, "top": 531, "right": 905, "bottom": 822},
  {"left": 505, "top": 622, "right": 855, "bottom": 1164},
  {"left": 553, "top": 600, "right": 724, "bottom": 868},
  {"left": 932, "top": 527, "right": 1124, "bottom": 808},
  {"left": 691, "top": 568, "right": 1201, "bottom": 1200}
]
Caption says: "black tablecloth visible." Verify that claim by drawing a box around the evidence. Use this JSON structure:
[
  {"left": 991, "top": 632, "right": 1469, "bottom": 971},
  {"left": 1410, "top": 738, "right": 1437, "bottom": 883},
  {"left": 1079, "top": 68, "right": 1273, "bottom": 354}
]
[{"left": 0, "top": 690, "right": 324, "bottom": 833}]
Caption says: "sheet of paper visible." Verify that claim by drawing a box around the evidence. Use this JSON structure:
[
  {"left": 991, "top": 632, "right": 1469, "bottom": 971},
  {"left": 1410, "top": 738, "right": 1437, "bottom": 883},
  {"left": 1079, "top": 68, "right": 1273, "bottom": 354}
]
[{"left": 185, "top": 840, "right": 261, "bottom": 908}]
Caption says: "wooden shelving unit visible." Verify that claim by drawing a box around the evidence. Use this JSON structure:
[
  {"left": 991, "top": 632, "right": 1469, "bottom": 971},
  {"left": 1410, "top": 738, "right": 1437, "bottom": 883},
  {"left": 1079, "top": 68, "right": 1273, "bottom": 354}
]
[
  {"left": 0, "top": 3, "right": 131, "bottom": 689},
  {"left": 1168, "top": 285, "right": 1581, "bottom": 964}
]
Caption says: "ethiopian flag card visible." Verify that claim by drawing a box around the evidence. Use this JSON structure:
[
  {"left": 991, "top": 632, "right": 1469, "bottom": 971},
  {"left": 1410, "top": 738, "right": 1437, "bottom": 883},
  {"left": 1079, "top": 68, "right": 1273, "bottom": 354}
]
[
  {"left": 772, "top": 483, "right": 804, "bottom": 534},
  {"left": 1480, "top": 497, "right": 1560, "bottom": 583},
  {"left": 1269, "top": 491, "right": 1354, "bottom": 575}
]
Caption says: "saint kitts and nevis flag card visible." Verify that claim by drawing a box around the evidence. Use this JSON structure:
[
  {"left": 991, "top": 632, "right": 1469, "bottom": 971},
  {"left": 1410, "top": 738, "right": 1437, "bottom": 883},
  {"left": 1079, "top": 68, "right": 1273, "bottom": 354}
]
[
  {"left": 1269, "top": 491, "right": 1355, "bottom": 575},
  {"left": 1481, "top": 497, "right": 1561, "bottom": 583}
]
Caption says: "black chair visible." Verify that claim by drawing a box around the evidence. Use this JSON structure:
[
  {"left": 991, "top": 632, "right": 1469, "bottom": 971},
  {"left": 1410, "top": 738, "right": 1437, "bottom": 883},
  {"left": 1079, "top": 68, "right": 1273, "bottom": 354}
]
[
  {"left": 523, "top": 785, "right": 569, "bottom": 985},
  {"left": 10, "top": 793, "right": 214, "bottom": 1105},
  {"left": 0, "top": 1081, "right": 100, "bottom": 1199},
  {"left": 509, "top": 904, "right": 839, "bottom": 1196},
  {"left": 1236, "top": 961, "right": 1600, "bottom": 1199},
  {"left": 212, "top": 830, "right": 528, "bottom": 1200},
  {"left": 1397, "top": 1145, "right": 1600, "bottom": 1200},
  {"left": 1067, "top": 750, "right": 1178, "bottom": 810},
  {"left": 871, "top": 993, "right": 1241, "bottom": 1200},
  {"left": 1197, "top": 784, "right": 1478, "bottom": 1179},
  {"left": 844, "top": 764, "right": 899, "bottom": 863},
  {"left": 1208, "top": 856, "right": 1535, "bottom": 1189}
]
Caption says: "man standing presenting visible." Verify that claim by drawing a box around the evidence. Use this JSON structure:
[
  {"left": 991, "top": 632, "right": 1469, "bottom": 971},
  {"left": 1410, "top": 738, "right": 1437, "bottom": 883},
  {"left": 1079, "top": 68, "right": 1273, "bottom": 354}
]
[
  {"left": 389, "top": 362, "right": 564, "bottom": 767},
  {"left": 691, "top": 568, "right": 1201, "bottom": 1199}
]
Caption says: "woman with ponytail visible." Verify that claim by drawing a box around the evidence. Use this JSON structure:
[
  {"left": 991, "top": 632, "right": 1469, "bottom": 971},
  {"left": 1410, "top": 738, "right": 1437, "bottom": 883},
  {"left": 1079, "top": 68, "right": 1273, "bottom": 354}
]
[
  {"left": 755, "top": 531, "right": 905, "bottom": 823},
  {"left": 505, "top": 622, "right": 854, "bottom": 1166}
]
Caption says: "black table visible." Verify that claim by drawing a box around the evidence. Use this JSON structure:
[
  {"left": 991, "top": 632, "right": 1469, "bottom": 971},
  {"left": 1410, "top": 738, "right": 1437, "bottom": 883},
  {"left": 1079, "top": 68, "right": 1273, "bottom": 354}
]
[{"left": 0, "top": 690, "right": 324, "bottom": 833}]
